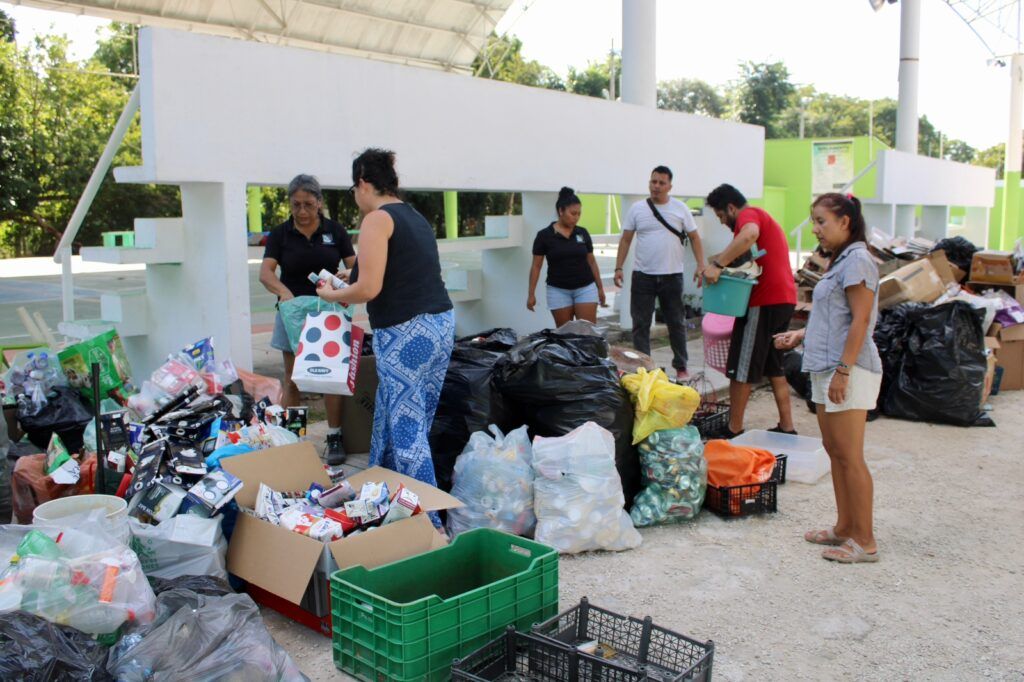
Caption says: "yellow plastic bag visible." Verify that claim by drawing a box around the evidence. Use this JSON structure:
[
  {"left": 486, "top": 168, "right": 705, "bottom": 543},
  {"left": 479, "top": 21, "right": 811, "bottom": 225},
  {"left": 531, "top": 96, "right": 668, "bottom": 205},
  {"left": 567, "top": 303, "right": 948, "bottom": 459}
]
[{"left": 621, "top": 368, "right": 700, "bottom": 444}]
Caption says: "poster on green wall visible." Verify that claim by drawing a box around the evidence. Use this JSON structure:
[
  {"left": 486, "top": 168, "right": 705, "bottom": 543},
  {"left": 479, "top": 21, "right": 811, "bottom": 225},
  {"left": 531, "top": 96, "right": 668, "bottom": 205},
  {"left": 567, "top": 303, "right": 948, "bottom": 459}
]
[{"left": 811, "top": 140, "right": 854, "bottom": 195}]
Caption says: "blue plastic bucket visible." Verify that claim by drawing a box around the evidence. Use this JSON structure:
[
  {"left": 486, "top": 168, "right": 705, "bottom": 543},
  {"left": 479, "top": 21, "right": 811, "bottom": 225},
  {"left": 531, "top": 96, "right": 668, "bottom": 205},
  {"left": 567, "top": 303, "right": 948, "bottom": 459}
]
[{"left": 702, "top": 275, "right": 757, "bottom": 317}]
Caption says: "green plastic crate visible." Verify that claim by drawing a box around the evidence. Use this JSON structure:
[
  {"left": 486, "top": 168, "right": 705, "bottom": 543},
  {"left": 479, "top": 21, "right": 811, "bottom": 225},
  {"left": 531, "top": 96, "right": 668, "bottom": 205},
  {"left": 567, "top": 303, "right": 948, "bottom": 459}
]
[{"left": 331, "top": 528, "right": 558, "bottom": 682}]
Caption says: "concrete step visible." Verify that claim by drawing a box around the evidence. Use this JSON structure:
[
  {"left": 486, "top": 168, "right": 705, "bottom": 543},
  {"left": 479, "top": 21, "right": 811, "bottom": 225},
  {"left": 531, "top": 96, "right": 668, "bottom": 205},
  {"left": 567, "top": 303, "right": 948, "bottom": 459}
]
[
  {"left": 80, "top": 218, "right": 185, "bottom": 265},
  {"left": 99, "top": 288, "right": 149, "bottom": 337}
]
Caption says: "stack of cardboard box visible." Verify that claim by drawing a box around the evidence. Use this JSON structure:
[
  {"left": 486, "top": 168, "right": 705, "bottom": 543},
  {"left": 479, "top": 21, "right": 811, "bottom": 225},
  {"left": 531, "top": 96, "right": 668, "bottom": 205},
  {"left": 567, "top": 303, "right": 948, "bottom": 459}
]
[{"left": 969, "top": 250, "right": 1024, "bottom": 391}]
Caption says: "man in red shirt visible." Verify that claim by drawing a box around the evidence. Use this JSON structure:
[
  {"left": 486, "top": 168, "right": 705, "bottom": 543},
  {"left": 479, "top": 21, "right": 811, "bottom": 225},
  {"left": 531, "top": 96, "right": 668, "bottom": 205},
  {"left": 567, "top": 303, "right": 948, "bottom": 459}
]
[{"left": 703, "top": 184, "right": 797, "bottom": 436}]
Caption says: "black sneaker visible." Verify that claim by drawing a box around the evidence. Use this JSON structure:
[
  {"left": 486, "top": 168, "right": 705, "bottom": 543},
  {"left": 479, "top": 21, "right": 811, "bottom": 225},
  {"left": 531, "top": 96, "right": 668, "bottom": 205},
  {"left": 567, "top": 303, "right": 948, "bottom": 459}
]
[{"left": 325, "top": 432, "right": 347, "bottom": 466}]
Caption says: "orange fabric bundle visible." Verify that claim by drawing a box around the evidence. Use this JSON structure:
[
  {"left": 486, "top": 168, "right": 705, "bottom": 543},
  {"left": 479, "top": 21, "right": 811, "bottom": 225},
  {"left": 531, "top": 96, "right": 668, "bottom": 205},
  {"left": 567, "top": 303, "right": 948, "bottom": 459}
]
[
  {"left": 11, "top": 453, "right": 98, "bottom": 523},
  {"left": 703, "top": 440, "right": 777, "bottom": 488}
]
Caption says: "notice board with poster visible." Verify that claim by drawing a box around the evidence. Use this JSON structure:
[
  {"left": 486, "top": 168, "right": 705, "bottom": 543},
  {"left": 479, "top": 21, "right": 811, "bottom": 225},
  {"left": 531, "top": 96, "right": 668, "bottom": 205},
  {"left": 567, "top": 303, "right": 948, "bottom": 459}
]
[{"left": 811, "top": 140, "right": 855, "bottom": 195}]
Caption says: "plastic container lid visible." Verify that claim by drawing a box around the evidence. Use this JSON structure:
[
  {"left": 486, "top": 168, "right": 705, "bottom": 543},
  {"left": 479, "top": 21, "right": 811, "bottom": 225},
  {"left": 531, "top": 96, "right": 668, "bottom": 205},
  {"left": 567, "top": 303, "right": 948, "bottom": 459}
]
[{"left": 729, "top": 429, "right": 830, "bottom": 484}]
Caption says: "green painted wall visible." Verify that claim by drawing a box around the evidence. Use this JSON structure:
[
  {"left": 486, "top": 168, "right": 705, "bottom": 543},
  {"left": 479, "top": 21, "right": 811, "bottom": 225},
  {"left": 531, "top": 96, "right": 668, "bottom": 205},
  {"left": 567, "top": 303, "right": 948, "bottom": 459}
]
[
  {"left": 578, "top": 193, "right": 624, "bottom": 235},
  {"left": 987, "top": 181, "right": 1024, "bottom": 249},
  {"left": 764, "top": 136, "right": 887, "bottom": 248}
]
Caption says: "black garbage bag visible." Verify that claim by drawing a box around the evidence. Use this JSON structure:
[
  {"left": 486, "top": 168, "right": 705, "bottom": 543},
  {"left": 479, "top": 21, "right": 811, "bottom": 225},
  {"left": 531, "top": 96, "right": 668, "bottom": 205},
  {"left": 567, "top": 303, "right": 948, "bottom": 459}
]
[
  {"left": 783, "top": 350, "right": 811, "bottom": 399},
  {"left": 18, "top": 386, "right": 93, "bottom": 452},
  {"left": 148, "top": 574, "right": 234, "bottom": 597},
  {"left": 882, "top": 301, "right": 994, "bottom": 427},
  {"left": 931, "top": 236, "right": 979, "bottom": 276},
  {"left": 106, "top": 593, "right": 307, "bottom": 682},
  {"left": 429, "top": 328, "right": 518, "bottom": 491},
  {"left": 493, "top": 331, "right": 640, "bottom": 507},
  {"left": 0, "top": 610, "right": 112, "bottom": 681},
  {"left": 873, "top": 302, "right": 925, "bottom": 402}
]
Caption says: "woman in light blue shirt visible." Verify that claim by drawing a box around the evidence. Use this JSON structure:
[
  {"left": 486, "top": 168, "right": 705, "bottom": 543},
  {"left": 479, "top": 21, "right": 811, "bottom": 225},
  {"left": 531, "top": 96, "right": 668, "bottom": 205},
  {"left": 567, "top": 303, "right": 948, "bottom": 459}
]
[{"left": 775, "top": 193, "right": 881, "bottom": 564}]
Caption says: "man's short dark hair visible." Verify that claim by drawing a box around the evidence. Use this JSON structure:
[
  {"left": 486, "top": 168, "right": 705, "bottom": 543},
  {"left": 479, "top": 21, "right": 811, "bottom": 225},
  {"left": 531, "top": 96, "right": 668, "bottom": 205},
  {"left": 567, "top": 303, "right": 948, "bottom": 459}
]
[
  {"left": 705, "top": 184, "right": 747, "bottom": 211},
  {"left": 651, "top": 165, "right": 673, "bottom": 181}
]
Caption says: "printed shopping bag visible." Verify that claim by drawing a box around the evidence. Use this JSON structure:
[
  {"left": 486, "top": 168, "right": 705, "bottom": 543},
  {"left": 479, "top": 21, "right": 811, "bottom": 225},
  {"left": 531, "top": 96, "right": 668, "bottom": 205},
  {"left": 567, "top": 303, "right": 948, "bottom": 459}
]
[{"left": 290, "top": 309, "right": 364, "bottom": 395}]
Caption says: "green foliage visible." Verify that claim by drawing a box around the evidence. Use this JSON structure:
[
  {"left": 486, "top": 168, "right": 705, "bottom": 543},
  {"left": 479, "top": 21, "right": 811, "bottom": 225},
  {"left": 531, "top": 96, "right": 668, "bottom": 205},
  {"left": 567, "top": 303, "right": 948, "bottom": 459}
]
[
  {"left": 566, "top": 57, "right": 619, "bottom": 99},
  {"left": 1, "top": 9, "right": 14, "bottom": 44},
  {"left": 942, "top": 139, "right": 976, "bottom": 164},
  {"left": 92, "top": 22, "right": 137, "bottom": 83},
  {"left": 0, "top": 25, "right": 178, "bottom": 257},
  {"left": 731, "top": 61, "right": 795, "bottom": 137},
  {"left": 656, "top": 78, "right": 724, "bottom": 117},
  {"left": 472, "top": 33, "right": 564, "bottom": 90},
  {"left": 976, "top": 143, "right": 1007, "bottom": 179}
]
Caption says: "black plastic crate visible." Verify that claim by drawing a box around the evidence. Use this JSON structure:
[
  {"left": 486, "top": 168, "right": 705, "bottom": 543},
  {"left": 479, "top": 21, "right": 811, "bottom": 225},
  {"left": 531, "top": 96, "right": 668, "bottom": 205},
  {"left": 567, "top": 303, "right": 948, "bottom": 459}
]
[
  {"left": 530, "top": 598, "right": 714, "bottom": 682},
  {"left": 770, "top": 454, "right": 788, "bottom": 484},
  {"left": 452, "top": 627, "right": 649, "bottom": 682},
  {"left": 704, "top": 478, "right": 778, "bottom": 517},
  {"left": 691, "top": 401, "right": 730, "bottom": 441}
]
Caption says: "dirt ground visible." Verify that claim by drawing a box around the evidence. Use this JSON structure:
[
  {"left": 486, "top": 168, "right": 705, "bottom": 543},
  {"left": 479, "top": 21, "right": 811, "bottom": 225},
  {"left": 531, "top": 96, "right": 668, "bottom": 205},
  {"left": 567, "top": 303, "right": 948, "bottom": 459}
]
[{"left": 262, "top": 384, "right": 1024, "bottom": 681}]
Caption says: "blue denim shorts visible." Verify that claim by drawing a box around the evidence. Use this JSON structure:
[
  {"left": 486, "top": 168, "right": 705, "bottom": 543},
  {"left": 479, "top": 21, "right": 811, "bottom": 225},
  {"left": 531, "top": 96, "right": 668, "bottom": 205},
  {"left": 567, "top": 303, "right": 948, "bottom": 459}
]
[
  {"left": 270, "top": 311, "right": 292, "bottom": 353},
  {"left": 546, "top": 282, "right": 599, "bottom": 310}
]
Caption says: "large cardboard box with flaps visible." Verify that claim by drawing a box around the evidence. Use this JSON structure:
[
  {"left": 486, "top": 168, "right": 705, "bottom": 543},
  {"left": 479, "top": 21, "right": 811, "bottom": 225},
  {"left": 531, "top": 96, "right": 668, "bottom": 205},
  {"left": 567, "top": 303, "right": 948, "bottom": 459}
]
[
  {"left": 993, "top": 323, "right": 1024, "bottom": 391},
  {"left": 222, "top": 442, "right": 461, "bottom": 619}
]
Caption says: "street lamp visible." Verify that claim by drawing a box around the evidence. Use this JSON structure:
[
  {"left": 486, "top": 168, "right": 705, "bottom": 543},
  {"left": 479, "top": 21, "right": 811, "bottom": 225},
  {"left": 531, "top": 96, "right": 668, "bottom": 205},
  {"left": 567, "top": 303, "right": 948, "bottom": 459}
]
[{"left": 798, "top": 96, "right": 812, "bottom": 138}]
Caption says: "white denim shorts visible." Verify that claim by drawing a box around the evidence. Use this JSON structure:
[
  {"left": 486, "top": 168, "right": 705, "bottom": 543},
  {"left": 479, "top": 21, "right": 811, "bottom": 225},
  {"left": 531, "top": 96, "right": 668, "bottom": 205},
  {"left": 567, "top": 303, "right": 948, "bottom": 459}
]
[{"left": 810, "top": 366, "right": 882, "bottom": 412}]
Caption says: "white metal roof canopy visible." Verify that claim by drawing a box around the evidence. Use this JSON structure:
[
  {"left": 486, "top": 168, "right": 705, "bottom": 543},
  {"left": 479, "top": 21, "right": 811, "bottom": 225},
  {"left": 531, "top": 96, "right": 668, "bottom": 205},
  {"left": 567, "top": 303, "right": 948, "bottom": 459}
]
[{"left": 11, "top": 0, "right": 513, "bottom": 71}]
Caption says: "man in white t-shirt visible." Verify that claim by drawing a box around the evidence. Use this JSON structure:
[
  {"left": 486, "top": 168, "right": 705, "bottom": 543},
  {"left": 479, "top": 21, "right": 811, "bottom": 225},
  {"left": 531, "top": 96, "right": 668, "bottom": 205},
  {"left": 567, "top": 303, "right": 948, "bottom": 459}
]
[{"left": 614, "top": 166, "right": 707, "bottom": 380}]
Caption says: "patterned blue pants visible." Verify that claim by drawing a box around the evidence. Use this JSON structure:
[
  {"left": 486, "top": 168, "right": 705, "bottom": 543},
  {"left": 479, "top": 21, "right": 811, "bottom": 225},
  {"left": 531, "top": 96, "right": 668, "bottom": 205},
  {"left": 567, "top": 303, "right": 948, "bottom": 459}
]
[{"left": 370, "top": 310, "right": 455, "bottom": 526}]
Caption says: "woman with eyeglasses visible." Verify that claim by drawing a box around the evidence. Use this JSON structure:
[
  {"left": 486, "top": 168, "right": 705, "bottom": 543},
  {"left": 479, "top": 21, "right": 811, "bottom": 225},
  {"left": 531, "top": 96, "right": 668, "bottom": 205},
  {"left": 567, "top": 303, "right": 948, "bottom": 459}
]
[
  {"left": 259, "top": 174, "right": 356, "bottom": 464},
  {"left": 317, "top": 149, "right": 454, "bottom": 522}
]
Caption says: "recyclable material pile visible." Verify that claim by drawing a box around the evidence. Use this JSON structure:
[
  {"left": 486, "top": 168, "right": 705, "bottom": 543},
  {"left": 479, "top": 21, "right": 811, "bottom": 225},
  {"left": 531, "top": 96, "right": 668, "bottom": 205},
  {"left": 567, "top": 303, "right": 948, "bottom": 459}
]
[
  {"left": 0, "top": 330, "right": 315, "bottom": 680},
  {"left": 0, "top": 514, "right": 157, "bottom": 638},
  {"left": 630, "top": 426, "right": 707, "bottom": 527},
  {"left": 248, "top": 478, "right": 424, "bottom": 542},
  {"left": 446, "top": 425, "right": 535, "bottom": 537},
  {"left": 532, "top": 423, "right": 641, "bottom": 554},
  {"left": 792, "top": 235, "right": 1024, "bottom": 424}
]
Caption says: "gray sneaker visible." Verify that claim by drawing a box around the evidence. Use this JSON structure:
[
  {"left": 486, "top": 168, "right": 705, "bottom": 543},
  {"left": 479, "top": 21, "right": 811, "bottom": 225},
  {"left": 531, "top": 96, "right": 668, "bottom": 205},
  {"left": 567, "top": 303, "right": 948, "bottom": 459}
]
[{"left": 324, "top": 432, "right": 347, "bottom": 466}]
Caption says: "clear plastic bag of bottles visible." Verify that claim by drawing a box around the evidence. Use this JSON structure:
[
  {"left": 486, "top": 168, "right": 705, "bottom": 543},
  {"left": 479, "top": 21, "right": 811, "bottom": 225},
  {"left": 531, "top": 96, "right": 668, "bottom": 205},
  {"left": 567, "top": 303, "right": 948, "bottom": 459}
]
[
  {"left": 0, "top": 511, "right": 157, "bottom": 634},
  {"left": 446, "top": 425, "right": 535, "bottom": 537},
  {"left": 532, "top": 422, "right": 641, "bottom": 554},
  {"left": 629, "top": 426, "right": 707, "bottom": 527}
]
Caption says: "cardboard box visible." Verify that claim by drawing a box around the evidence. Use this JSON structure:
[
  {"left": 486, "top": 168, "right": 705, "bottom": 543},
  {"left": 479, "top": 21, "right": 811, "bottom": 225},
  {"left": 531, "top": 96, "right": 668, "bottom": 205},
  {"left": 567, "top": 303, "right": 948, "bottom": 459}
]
[
  {"left": 878, "top": 259, "right": 945, "bottom": 309},
  {"left": 968, "top": 282, "right": 1024, "bottom": 306},
  {"left": 970, "top": 251, "right": 1024, "bottom": 285},
  {"left": 341, "top": 355, "right": 377, "bottom": 455},
  {"left": 995, "top": 324, "right": 1024, "bottom": 391},
  {"left": 982, "top": 337, "right": 1000, "bottom": 404},
  {"left": 222, "top": 442, "right": 460, "bottom": 610},
  {"left": 926, "top": 250, "right": 959, "bottom": 287}
]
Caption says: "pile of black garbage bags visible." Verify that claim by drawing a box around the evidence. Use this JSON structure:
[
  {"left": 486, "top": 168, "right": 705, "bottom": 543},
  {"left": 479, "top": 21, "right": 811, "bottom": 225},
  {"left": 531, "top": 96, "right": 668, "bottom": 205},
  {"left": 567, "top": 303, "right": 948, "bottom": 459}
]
[{"left": 429, "top": 328, "right": 641, "bottom": 506}]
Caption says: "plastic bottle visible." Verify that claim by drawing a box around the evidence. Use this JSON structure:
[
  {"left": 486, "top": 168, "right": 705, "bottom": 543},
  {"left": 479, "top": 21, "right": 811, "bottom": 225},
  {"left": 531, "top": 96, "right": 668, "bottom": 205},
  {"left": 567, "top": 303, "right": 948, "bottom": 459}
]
[
  {"left": 16, "top": 530, "right": 64, "bottom": 560},
  {"left": 66, "top": 601, "right": 128, "bottom": 635},
  {"left": 0, "top": 582, "right": 23, "bottom": 613}
]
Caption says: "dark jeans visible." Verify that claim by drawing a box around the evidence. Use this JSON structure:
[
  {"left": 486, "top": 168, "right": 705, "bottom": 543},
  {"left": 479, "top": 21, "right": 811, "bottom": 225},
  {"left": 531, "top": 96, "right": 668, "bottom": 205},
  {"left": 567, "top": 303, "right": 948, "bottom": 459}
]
[{"left": 631, "top": 271, "right": 688, "bottom": 371}]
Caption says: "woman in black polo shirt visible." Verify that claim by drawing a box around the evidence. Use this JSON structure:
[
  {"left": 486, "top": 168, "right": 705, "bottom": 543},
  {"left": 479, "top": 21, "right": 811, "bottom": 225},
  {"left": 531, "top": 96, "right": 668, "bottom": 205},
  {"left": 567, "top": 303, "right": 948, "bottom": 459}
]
[
  {"left": 259, "top": 174, "right": 356, "bottom": 463},
  {"left": 527, "top": 187, "right": 606, "bottom": 326}
]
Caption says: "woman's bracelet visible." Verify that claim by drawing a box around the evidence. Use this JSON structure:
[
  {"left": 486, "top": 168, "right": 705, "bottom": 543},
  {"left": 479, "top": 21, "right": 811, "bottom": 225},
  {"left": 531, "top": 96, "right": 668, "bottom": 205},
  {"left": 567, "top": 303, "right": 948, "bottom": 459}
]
[{"left": 835, "top": 369, "right": 850, "bottom": 376}]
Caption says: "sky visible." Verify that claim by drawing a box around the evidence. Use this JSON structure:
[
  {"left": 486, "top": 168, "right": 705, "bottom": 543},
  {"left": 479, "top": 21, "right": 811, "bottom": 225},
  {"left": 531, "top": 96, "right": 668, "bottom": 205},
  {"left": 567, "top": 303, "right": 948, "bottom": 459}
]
[{"left": 1, "top": 0, "right": 1014, "bottom": 151}]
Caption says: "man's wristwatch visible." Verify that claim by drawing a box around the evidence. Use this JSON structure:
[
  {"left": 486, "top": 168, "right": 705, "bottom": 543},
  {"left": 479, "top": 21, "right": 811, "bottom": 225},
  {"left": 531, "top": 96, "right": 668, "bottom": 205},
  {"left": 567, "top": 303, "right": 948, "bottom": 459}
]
[{"left": 711, "top": 259, "right": 724, "bottom": 269}]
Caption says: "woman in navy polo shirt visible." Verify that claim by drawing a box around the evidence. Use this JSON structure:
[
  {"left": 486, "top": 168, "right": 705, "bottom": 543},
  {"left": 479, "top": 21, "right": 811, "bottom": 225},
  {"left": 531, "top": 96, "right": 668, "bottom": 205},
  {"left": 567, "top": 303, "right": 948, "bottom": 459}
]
[
  {"left": 527, "top": 187, "right": 606, "bottom": 326},
  {"left": 259, "top": 174, "right": 356, "bottom": 464}
]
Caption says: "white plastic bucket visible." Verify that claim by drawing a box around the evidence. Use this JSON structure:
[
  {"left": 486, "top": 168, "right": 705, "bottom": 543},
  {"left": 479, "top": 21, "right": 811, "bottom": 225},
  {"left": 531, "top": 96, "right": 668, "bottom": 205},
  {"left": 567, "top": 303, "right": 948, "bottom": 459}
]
[{"left": 33, "top": 494, "right": 130, "bottom": 545}]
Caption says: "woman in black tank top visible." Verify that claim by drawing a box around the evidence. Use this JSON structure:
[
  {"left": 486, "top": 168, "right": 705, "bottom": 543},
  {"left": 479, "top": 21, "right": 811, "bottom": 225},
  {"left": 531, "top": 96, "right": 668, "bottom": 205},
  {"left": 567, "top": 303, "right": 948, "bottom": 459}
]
[{"left": 318, "top": 149, "right": 453, "bottom": 522}]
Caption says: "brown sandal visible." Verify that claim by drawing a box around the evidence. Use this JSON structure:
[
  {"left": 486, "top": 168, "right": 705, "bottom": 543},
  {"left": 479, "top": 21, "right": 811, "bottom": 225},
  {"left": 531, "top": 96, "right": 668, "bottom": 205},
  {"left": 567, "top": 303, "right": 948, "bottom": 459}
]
[
  {"left": 822, "top": 539, "right": 879, "bottom": 564},
  {"left": 804, "top": 527, "right": 848, "bottom": 546}
]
